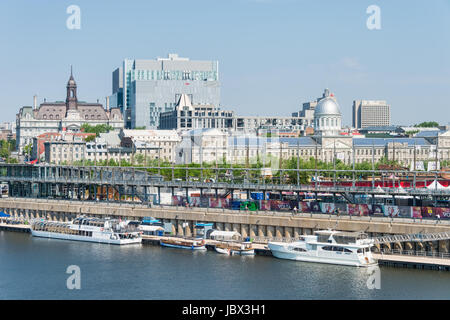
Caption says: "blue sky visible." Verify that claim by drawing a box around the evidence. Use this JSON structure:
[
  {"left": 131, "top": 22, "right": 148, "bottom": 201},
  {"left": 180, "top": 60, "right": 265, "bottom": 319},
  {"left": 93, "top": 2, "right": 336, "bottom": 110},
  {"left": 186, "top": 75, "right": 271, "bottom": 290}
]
[{"left": 0, "top": 0, "right": 449, "bottom": 126}]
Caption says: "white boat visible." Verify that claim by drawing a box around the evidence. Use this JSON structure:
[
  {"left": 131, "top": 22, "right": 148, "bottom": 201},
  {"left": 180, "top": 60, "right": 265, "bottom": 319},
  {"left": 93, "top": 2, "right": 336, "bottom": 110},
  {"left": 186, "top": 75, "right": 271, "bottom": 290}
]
[
  {"left": 30, "top": 217, "right": 142, "bottom": 245},
  {"left": 215, "top": 246, "right": 232, "bottom": 255},
  {"left": 268, "top": 230, "right": 377, "bottom": 267},
  {"left": 214, "top": 241, "right": 255, "bottom": 256}
]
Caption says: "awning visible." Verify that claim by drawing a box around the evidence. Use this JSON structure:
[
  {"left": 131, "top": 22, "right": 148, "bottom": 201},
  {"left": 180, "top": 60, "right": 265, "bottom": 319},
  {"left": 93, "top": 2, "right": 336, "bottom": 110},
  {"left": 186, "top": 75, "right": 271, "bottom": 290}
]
[
  {"left": 0, "top": 212, "right": 10, "bottom": 218},
  {"left": 210, "top": 230, "right": 241, "bottom": 240},
  {"left": 139, "top": 225, "right": 164, "bottom": 232}
]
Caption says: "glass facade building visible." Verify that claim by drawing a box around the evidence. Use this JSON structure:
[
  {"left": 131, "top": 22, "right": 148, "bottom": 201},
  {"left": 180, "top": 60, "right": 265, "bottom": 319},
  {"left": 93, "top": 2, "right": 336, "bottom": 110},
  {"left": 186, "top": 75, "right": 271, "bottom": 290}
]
[{"left": 115, "top": 54, "right": 220, "bottom": 129}]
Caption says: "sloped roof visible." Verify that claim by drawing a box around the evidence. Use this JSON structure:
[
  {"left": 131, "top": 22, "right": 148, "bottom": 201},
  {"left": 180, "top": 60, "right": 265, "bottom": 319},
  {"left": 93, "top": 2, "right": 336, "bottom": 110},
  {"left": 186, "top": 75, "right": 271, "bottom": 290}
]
[
  {"left": 353, "top": 138, "right": 431, "bottom": 147},
  {"left": 415, "top": 130, "right": 442, "bottom": 138}
]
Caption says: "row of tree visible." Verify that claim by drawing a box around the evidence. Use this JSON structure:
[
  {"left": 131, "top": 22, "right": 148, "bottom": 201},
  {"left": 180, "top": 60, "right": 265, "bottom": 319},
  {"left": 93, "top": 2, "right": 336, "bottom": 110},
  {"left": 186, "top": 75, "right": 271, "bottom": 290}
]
[
  {"left": 53, "top": 154, "right": 432, "bottom": 184},
  {"left": 414, "top": 121, "right": 439, "bottom": 128}
]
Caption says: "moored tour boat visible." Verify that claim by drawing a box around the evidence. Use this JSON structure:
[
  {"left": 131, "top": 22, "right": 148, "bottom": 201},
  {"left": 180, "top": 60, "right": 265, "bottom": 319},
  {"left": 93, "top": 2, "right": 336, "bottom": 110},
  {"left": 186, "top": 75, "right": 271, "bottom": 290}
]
[
  {"left": 268, "top": 230, "right": 377, "bottom": 267},
  {"left": 159, "top": 238, "right": 206, "bottom": 250},
  {"left": 30, "top": 217, "right": 142, "bottom": 245}
]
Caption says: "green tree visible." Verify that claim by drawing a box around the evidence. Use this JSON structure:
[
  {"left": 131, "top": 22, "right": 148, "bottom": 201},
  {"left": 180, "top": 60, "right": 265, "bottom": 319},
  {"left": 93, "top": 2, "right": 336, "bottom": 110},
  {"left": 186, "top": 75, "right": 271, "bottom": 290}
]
[
  {"left": 85, "top": 135, "right": 96, "bottom": 142},
  {"left": 81, "top": 124, "right": 114, "bottom": 136},
  {"left": 135, "top": 153, "right": 145, "bottom": 165},
  {"left": 414, "top": 121, "right": 439, "bottom": 128},
  {"left": 23, "top": 143, "right": 32, "bottom": 158},
  {"left": 0, "top": 140, "right": 10, "bottom": 159}
]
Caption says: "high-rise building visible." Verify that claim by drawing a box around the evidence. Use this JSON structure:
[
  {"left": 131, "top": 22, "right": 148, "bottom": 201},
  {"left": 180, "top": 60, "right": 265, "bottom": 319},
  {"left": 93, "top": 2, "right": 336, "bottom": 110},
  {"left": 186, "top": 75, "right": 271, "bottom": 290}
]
[
  {"left": 352, "top": 100, "right": 390, "bottom": 129},
  {"left": 115, "top": 53, "right": 220, "bottom": 129}
]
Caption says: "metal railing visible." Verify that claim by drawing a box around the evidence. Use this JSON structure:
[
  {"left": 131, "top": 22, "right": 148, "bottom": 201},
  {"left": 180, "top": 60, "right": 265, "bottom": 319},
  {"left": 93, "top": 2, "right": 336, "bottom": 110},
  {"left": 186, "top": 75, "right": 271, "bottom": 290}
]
[
  {"left": 2, "top": 163, "right": 450, "bottom": 196},
  {"left": 371, "top": 232, "right": 450, "bottom": 244},
  {"left": 378, "top": 249, "right": 450, "bottom": 260}
]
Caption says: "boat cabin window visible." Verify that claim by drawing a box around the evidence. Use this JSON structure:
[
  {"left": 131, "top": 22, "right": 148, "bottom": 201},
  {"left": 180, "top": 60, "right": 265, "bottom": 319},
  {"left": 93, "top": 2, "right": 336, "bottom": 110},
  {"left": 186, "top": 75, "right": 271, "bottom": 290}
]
[
  {"left": 293, "top": 247, "right": 307, "bottom": 252},
  {"left": 322, "top": 246, "right": 345, "bottom": 252},
  {"left": 343, "top": 248, "right": 353, "bottom": 253}
]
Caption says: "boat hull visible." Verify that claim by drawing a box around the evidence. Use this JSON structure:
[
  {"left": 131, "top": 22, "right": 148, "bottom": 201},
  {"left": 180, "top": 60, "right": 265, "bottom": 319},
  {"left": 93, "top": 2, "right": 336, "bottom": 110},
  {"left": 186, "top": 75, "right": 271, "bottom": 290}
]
[
  {"left": 31, "top": 230, "right": 142, "bottom": 245},
  {"left": 160, "top": 240, "right": 206, "bottom": 250},
  {"left": 268, "top": 243, "right": 377, "bottom": 267},
  {"left": 215, "top": 247, "right": 231, "bottom": 255},
  {"left": 231, "top": 249, "right": 255, "bottom": 256}
]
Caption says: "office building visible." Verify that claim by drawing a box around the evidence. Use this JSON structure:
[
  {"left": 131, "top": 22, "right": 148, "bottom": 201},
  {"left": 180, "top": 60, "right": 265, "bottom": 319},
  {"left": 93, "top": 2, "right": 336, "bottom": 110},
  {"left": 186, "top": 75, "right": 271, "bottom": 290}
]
[
  {"left": 159, "top": 94, "right": 234, "bottom": 131},
  {"left": 115, "top": 53, "right": 220, "bottom": 129},
  {"left": 353, "top": 100, "right": 390, "bottom": 129}
]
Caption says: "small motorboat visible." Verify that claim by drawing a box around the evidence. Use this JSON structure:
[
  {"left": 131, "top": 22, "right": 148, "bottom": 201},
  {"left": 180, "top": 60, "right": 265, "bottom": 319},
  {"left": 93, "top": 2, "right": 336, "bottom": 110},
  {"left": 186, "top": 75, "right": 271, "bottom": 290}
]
[
  {"left": 160, "top": 238, "right": 206, "bottom": 250},
  {"left": 215, "top": 241, "right": 255, "bottom": 256}
]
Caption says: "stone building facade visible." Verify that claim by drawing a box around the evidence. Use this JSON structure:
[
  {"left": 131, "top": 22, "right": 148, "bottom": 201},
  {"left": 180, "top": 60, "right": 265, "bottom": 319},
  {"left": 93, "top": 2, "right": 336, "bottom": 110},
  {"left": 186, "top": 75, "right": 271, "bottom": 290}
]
[{"left": 16, "top": 70, "right": 124, "bottom": 154}]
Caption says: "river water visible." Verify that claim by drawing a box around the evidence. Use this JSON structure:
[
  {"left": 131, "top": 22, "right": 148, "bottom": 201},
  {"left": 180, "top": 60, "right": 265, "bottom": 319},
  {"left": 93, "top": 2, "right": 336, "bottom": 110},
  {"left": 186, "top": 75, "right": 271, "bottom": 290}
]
[{"left": 1, "top": 231, "right": 449, "bottom": 300}]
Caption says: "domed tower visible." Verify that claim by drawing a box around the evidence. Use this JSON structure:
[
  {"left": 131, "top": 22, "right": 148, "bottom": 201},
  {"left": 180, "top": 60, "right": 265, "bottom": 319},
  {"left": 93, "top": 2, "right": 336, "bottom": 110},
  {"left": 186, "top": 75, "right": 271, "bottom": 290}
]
[
  {"left": 314, "top": 89, "right": 342, "bottom": 136},
  {"left": 66, "top": 66, "right": 78, "bottom": 111}
]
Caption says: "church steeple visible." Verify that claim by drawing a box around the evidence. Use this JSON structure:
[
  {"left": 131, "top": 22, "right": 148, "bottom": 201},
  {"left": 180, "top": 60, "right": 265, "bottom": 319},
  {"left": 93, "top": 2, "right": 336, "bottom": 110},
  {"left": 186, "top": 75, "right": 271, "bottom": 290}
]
[{"left": 66, "top": 66, "right": 78, "bottom": 111}]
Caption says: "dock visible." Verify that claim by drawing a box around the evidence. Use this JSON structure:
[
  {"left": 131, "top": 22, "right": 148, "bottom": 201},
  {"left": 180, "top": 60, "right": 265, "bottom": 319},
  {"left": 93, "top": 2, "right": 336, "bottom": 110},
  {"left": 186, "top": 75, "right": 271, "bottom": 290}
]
[
  {"left": 142, "top": 235, "right": 273, "bottom": 256},
  {"left": 0, "top": 223, "right": 31, "bottom": 233},
  {"left": 373, "top": 253, "right": 450, "bottom": 271}
]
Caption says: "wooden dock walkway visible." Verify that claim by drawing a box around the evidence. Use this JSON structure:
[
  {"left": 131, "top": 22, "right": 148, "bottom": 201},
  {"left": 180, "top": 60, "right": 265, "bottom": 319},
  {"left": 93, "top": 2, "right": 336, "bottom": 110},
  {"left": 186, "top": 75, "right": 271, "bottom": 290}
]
[
  {"left": 141, "top": 235, "right": 272, "bottom": 256},
  {"left": 0, "top": 223, "right": 31, "bottom": 233}
]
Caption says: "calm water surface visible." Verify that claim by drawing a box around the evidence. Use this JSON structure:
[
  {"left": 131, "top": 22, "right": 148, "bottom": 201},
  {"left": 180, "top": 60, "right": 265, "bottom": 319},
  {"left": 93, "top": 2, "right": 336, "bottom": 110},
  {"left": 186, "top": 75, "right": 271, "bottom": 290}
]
[{"left": 1, "top": 231, "right": 450, "bottom": 300}]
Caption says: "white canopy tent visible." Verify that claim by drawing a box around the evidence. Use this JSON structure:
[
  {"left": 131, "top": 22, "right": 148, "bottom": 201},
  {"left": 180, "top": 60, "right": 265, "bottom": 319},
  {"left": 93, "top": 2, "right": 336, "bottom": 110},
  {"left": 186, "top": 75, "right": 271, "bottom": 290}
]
[
  {"left": 209, "top": 230, "right": 241, "bottom": 241},
  {"left": 139, "top": 225, "right": 164, "bottom": 235},
  {"left": 427, "top": 180, "right": 447, "bottom": 190}
]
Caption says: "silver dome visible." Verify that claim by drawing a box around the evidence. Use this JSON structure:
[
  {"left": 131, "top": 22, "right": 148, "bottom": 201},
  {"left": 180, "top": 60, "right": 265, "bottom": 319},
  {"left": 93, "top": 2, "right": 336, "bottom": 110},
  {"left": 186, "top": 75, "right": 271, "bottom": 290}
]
[{"left": 314, "top": 97, "right": 341, "bottom": 116}]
